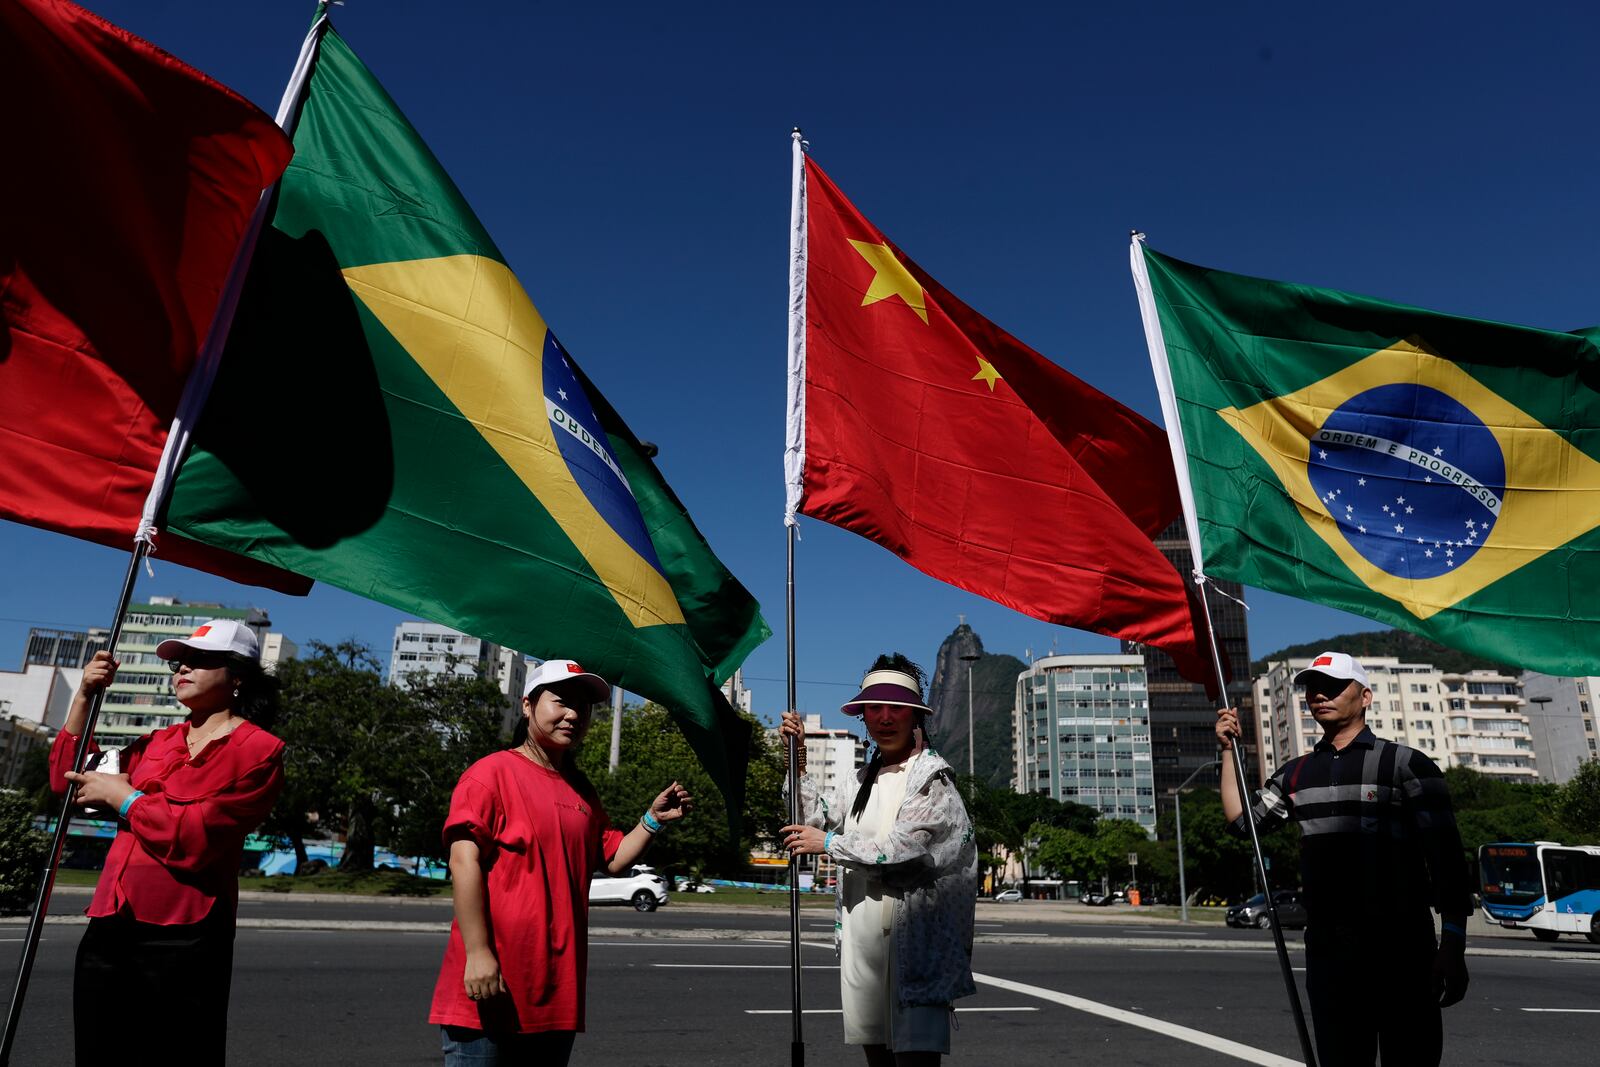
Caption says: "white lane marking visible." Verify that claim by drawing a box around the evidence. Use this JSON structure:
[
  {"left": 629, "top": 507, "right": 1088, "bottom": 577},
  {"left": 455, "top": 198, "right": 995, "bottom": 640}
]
[
  {"left": 591, "top": 940, "right": 793, "bottom": 949},
  {"left": 1521, "top": 1008, "right": 1600, "bottom": 1013},
  {"left": 653, "top": 963, "right": 839, "bottom": 970},
  {"left": 972, "top": 972, "right": 1302, "bottom": 1067},
  {"left": 745, "top": 1007, "right": 1040, "bottom": 1015}
]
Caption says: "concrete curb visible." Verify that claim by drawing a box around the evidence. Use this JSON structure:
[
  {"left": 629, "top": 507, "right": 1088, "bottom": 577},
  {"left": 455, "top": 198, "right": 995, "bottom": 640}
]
[{"left": 6, "top": 916, "right": 1593, "bottom": 961}]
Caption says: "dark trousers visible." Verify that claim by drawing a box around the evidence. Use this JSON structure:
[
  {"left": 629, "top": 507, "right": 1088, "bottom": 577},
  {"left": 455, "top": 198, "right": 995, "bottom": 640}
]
[
  {"left": 1305, "top": 918, "right": 1442, "bottom": 1066},
  {"left": 74, "top": 907, "right": 236, "bottom": 1066}
]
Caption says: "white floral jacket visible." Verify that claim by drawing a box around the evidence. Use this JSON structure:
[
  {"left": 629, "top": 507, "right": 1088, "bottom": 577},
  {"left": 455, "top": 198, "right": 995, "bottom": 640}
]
[{"left": 792, "top": 749, "right": 978, "bottom": 1007}]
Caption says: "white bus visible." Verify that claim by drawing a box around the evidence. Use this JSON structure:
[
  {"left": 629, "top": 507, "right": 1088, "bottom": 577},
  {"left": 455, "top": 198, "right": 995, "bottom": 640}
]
[{"left": 1478, "top": 842, "right": 1600, "bottom": 943}]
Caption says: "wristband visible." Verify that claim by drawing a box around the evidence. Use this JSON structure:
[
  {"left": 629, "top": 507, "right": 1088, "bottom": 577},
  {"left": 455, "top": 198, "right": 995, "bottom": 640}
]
[
  {"left": 1441, "top": 922, "right": 1466, "bottom": 937},
  {"left": 824, "top": 831, "right": 835, "bottom": 853},
  {"left": 641, "top": 811, "right": 662, "bottom": 834},
  {"left": 117, "top": 791, "right": 144, "bottom": 819}
]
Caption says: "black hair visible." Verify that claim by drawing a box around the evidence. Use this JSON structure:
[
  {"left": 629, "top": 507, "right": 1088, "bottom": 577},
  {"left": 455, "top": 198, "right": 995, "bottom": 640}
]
[
  {"left": 849, "top": 652, "right": 928, "bottom": 821},
  {"left": 223, "top": 653, "right": 279, "bottom": 731},
  {"left": 509, "top": 686, "right": 541, "bottom": 748}
]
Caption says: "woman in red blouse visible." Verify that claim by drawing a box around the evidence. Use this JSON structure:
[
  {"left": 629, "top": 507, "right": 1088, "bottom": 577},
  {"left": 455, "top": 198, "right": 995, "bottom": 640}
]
[
  {"left": 429, "top": 658, "right": 693, "bottom": 1066},
  {"left": 50, "top": 618, "right": 285, "bottom": 1066}
]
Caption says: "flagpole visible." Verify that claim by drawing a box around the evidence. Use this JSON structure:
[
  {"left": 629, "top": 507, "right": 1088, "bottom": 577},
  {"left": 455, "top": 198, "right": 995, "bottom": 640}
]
[
  {"left": 782, "top": 126, "right": 810, "bottom": 1067},
  {"left": 0, "top": 541, "right": 145, "bottom": 1067},
  {"left": 1130, "top": 234, "right": 1318, "bottom": 1067},
  {"left": 0, "top": 14, "right": 332, "bottom": 1063}
]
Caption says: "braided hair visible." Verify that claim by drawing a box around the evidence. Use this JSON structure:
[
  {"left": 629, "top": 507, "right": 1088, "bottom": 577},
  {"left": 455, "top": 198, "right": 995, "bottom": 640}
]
[{"left": 848, "top": 653, "right": 928, "bottom": 821}]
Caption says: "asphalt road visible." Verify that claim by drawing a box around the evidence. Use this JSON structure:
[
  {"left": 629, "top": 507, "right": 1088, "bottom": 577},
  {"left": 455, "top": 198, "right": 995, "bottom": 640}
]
[{"left": 3, "top": 896, "right": 1596, "bottom": 1065}]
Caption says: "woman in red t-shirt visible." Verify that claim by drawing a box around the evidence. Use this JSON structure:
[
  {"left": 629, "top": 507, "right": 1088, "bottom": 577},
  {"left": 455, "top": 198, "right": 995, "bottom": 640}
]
[
  {"left": 429, "top": 658, "right": 693, "bottom": 1066},
  {"left": 50, "top": 618, "right": 286, "bottom": 1066}
]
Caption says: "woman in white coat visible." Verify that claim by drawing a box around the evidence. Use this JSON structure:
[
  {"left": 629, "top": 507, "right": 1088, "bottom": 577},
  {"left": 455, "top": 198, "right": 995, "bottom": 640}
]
[{"left": 781, "top": 653, "right": 978, "bottom": 1067}]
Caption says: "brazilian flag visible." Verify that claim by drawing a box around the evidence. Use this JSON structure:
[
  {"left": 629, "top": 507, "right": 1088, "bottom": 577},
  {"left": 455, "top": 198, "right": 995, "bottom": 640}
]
[
  {"left": 162, "top": 19, "right": 769, "bottom": 814},
  {"left": 1138, "top": 245, "right": 1600, "bottom": 677}
]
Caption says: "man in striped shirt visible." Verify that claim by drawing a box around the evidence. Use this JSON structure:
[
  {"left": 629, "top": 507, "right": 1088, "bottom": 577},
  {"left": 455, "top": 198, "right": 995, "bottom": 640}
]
[{"left": 1217, "top": 651, "right": 1471, "bottom": 1066}]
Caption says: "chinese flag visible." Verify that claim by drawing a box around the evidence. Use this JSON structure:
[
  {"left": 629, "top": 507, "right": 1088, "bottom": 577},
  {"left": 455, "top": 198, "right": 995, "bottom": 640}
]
[
  {"left": 0, "top": 0, "right": 305, "bottom": 591},
  {"left": 792, "top": 156, "right": 1212, "bottom": 682}
]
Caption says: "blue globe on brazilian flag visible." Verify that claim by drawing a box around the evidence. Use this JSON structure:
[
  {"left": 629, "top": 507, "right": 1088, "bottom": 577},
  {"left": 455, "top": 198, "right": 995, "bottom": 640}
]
[
  {"left": 1138, "top": 246, "right": 1600, "bottom": 676},
  {"left": 159, "top": 18, "right": 768, "bottom": 817}
]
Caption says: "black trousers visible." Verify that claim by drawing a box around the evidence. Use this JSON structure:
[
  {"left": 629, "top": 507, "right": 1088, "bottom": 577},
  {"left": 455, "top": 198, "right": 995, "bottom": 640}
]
[
  {"left": 74, "top": 906, "right": 236, "bottom": 1066},
  {"left": 1304, "top": 917, "right": 1442, "bottom": 1066}
]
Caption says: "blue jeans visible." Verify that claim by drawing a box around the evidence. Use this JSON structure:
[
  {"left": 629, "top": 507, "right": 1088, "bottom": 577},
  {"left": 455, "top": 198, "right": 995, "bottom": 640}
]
[{"left": 441, "top": 1026, "right": 576, "bottom": 1066}]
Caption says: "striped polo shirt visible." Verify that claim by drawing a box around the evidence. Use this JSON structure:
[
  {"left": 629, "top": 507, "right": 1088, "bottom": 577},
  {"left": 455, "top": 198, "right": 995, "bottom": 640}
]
[{"left": 1231, "top": 726, "right": 1472, "bottom": 925}]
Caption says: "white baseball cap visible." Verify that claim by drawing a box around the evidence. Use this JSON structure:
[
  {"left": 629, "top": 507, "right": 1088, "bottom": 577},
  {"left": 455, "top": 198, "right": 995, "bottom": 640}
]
[
  {"left": 155, "top": 619, "right": 260, "bottom": 662},
  {"left": 523, "top": 658, "right": 610, "bottom": 703},
  {"left": 1292, "top": 651, "right": 1370, "bottom": 689}
]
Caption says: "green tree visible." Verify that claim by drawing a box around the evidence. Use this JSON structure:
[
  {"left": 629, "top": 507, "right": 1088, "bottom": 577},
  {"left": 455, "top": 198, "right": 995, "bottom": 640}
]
[
  {"left": 1444, "top": 766, "right": 1562, "bottom": 857},
  {"left": 270, "top": 640, "right": 504, "bottom": 871},
  {"left": 577, "top": 701, "right": 784, "bottom": 878},
  {"left": 1153, "top": 788, "right": 1298, "bottom": 904},
  {"left": 0, "top": 790, "right": 46, "bottom": 914},
  {"left": 1551, "top": 759, "right": 1600, "bottom": 843}
]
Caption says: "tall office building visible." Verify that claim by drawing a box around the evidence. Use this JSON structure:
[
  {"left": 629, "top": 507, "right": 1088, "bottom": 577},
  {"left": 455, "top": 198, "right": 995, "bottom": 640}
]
[
  {"left": 1122, "top": 521, "right": 1255, "bottom": 818},
  {"left": 24, "top": 627, "right": 110, "bottom": 669},
  {"left": 98, "top": 598, "right": 271, "bottom": 742},
  {"left": 390, "top": 621, "right": 525, "bottom": 735},
  {"left": 1013, "top": 653, "right": 1156, "bottom": 834},
  {"left": 1518, "top": 673, "right": 1599, "bottom": 784}
]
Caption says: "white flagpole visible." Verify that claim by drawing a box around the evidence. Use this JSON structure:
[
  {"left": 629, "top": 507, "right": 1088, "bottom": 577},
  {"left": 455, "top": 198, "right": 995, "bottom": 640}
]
[
  {"left": 783, "top": 127, "right": 808, "bottom": 1067},
  {"left": 1129, "top": 234, "right": 1318, "bottom": 1067},
  {"left": 135, "top": 6, "right": 332, "bottom": 551}
]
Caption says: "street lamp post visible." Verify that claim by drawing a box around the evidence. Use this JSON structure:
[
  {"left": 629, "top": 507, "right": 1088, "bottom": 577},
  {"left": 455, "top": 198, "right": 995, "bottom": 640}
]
[
  {"left": 959, "top": 653, "right": 980, "bottom": 777},
  {"left": 1173, "top": 759, "right": 1220, "bottom": 924}
]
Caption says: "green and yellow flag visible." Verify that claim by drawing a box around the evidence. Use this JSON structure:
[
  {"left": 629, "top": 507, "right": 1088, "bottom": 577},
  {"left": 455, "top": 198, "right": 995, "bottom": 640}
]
[
  {"left": 1134, "top": 243, "right": 1600, "bottom": 676},
  {"left": 161, "top": 20, "right": 769, "bottom": 812}
]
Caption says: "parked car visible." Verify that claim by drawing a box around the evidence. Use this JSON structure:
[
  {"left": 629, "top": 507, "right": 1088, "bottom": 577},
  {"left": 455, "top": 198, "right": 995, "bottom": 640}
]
[
  {"left": 1225, "top": 890, "right": 1307, "bottom": 930},
  {"left": 993, "top": 888, "right": 1023, "bottom": 903},
  {"left": 590, "top": 865, "right": 669, "bottom": 912},
  {"left": 1081, "top": 892, "right": 1115, "bottom": 906},
  {"left": 674, "top": 878, "right": 716, "bottom": 894}
]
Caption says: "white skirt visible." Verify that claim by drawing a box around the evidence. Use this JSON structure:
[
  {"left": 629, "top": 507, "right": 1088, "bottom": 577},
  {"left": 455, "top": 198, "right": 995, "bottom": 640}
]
[{"left": 840, "top": 890, "right": 951, "bottom": 1053}]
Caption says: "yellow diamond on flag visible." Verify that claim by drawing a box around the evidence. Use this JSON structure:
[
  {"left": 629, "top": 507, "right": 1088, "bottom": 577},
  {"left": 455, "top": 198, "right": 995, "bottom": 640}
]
[{"left": 1218, "top": 337, "right": 1600, "bottom": 620}]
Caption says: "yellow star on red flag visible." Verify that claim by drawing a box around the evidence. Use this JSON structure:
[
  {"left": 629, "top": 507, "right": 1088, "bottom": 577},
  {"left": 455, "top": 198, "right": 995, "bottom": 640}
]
[
  {"left": 971, "top": 357, "right": 1002, "bottom": 391},
  {"left": 847, "top": 239, "right": 929, "bottom": 324}
]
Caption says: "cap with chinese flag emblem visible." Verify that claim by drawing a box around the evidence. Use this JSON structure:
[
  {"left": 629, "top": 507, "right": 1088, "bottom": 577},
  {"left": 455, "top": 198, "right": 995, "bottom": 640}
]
[
  {"left": 155, "top": 619, "right": 261, "bottom": 662},
  {"left": 1292, "top": 651, "right": 1370, "bottom": 689},
  {"left": 523, "top": 659, "right": 610, "bottom": 703}
]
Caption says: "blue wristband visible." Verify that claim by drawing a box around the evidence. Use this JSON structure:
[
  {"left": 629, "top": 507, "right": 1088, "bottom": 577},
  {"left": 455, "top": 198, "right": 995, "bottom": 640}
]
[
  {"left": 641, "top": 811, "right": 662, "bottom": 834},
  {"left": 824, "top": 831, "right": 835, "bottom": 853},
  {"left": 117, "top": 791, "right": 144, "bottom": 819},
  {"left": 1441, "top": 922, "right": 1466, "bottom": 937}
]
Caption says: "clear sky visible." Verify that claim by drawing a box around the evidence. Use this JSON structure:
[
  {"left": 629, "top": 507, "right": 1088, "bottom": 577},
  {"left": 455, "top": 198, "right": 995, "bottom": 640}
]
[{"left": 7, "top": 1, "right": 1598, "bottom": 731}]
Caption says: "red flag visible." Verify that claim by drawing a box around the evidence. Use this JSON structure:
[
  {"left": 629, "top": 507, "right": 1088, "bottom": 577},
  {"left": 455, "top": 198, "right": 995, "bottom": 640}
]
[
  {"left": 790, "top": 155, "right": 1211, "bottom": 681},
  {"left": 0, "top": 0, "right": 306, "bottom": 592}
]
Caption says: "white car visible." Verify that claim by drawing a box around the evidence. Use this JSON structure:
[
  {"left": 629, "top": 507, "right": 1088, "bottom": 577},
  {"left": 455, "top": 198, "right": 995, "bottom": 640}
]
[
  {"left": 674, "top": 878, "right": 716, "bottom": 894},
  {"left": 590, "top": 865, "right": 669, "bottom": 912},
  {"left": 993, "top": 888, "right": 1023, "bottom": 903}
]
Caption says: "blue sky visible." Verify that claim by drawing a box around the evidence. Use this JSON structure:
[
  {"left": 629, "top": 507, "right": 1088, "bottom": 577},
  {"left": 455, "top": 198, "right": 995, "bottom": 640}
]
[{"left": 8, "top": 1, "right": 1599, "bottom": 730}]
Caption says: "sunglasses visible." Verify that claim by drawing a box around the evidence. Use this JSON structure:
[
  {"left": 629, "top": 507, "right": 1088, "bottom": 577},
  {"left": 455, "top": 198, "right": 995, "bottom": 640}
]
[{"left": 167, "top": 653, "right": 229, "bottom": 673}]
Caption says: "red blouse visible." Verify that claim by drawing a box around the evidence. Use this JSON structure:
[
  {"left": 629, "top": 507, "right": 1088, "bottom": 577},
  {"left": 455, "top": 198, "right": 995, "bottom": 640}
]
[
  {"left": 429, "top": 751, "right": 624, "bottom": 1034},
  {"left": 49, "top": 719, "right": 285, "bottom": 925}
]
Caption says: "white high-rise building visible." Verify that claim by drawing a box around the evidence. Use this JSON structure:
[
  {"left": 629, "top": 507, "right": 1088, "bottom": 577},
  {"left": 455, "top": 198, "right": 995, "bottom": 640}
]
[
  {"left": 390, "top": 621, "right": 525, "bottom": 736},
  {"left": 1254, "top": 656, "right": 1536, "bottom": 781},
  {"left": 1013, "top": 654, "right": 1156, "bottom": 834},
  {"left": 771, "top": 714, "right": 865, "bottom": 799},
  {"left": 1440, "top": 670, "right": 1536, "bottom": 781}
]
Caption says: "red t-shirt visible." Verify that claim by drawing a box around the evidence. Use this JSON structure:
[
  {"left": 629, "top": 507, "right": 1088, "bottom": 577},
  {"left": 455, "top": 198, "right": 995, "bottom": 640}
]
[
  {"left": 429, "top": 751, "right": 624, "bottom": 1034},
  {"left": 49, "top": 720, "right": 285, "bottom": 925}
]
